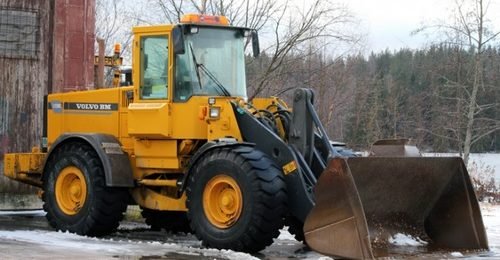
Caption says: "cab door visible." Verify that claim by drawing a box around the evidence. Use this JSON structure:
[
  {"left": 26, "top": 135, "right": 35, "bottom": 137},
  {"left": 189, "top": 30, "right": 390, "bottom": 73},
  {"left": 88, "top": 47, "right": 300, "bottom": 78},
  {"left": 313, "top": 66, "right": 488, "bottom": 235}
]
[{"left": 128, "top": 32, "right": 173, "bottom": 139}]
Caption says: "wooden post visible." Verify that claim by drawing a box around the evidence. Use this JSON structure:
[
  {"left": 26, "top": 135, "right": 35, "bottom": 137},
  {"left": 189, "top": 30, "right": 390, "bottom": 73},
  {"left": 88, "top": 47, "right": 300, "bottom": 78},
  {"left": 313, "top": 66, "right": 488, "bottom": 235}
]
[{"left": 96, "top": 38, "right": 105, "bottom": 88}]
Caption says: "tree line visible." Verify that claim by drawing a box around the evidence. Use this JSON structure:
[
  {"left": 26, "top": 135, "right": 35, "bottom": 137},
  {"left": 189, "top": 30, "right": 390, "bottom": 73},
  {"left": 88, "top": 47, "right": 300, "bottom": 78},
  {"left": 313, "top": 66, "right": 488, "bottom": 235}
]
[
  {"left": 246, "top": 44, "right": 500, "bottom": 154},
  {"left": 95, "top": 0, "right": 499, "bottom": 157}
]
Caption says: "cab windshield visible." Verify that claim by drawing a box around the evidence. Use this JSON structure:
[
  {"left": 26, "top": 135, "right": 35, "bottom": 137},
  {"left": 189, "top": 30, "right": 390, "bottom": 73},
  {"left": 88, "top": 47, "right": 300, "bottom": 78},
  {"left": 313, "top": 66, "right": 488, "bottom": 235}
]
[{"left": 174, "top": 27, "right": 247, "bottom": 101}]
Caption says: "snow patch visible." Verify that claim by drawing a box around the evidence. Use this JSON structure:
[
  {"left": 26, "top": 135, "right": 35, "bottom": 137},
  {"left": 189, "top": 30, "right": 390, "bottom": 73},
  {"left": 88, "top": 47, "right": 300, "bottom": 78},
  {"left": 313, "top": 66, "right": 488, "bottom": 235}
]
[
  {"left": 276, "top": 227, "right": 296, "bottom": 241},
  {"left": 0, "top": 230, "right": 131, "bottom": 253},
  {"left": 201, "top": 248, "right": 258, "bottom": 260},
  {"left": 451, "top": 251, "right": 463, "bottom": 257},
  {"left": 481, "top": 203, "right": 500, "bottom": 256},
  {"left": 176, "top": 251, "right": 200, "bottom": 256},
  {"left": 388, "top": 233, "right": 428, "bottom": 246},
  {"left": 0, "top": 230, "right": 258, "bottom": 259},
  {"left": 118, "top": 221, "right": 150, "bottom": 230},
  {"left": 0, "top": 210, "right": 45, "bottom": 216}
]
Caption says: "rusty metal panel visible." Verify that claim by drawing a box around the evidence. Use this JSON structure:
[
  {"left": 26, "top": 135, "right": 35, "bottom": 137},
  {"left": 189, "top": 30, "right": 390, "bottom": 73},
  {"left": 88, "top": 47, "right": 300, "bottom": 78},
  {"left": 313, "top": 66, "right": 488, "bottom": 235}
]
[
  {"left": 0, "top": 0, "right": 51, "bottom": 194},
  {"left": 0, "top": 0, "right": 95, "bottom": 195},
  {"left": 52, "top": 0, "right": 95, "bottom": 92}
]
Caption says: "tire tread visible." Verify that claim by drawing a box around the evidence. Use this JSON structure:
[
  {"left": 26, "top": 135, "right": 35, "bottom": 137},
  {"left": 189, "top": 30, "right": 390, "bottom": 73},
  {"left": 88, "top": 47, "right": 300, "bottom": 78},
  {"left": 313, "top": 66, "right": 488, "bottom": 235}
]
[
  {"left": 186, "top": 146, "right": 288, "bottom": 253},
  {"left": 42, "top": 141, "right": 128, "bottom": 237}
]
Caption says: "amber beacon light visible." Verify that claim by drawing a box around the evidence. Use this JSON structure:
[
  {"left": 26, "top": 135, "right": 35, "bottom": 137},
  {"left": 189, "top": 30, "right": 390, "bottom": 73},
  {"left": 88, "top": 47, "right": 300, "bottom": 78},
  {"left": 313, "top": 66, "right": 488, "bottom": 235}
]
[{"left": 180, "top": 13, "right": 230, "bottom": 25}]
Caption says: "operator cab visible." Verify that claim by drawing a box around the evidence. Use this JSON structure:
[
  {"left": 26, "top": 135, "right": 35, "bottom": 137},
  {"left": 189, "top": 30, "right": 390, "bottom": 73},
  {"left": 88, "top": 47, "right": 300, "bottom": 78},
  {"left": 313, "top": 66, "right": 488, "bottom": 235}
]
[
  {"left": 174, "top": 24, "right": 246, "bottom": 101},
  {"left": 132, "top": 14, "right": 259, "bottom": 103},
  {"left": 174, "top": 14, "right": 260, "bottom": 102}
]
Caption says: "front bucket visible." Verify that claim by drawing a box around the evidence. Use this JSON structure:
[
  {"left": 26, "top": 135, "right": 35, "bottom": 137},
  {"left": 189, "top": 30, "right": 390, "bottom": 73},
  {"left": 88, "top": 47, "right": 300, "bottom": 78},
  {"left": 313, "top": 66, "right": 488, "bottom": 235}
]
[{"left": 303, "top": 157, "right": 488, "bottom": 259}]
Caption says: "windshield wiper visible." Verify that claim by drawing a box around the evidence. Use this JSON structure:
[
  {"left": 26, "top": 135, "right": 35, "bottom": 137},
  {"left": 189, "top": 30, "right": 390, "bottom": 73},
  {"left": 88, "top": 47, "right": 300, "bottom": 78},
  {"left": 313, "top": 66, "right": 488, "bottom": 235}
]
[
  {"left": 197, "top": 63, "right": 231, "bottom": 96},
  {"left": 189, "top": 43, "right": 203, "bottom": 90},
  {"left": 188, "top": 43, "right": 231, "bottom": 96}
]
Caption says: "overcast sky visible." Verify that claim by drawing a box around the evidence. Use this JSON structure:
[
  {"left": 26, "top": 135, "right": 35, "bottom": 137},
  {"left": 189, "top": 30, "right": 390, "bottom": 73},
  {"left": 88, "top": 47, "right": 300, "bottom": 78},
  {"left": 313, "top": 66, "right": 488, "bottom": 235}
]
[
  {"left": 112, "top": 0, "right": 500, "bottom": 55},
  {"left": 347, "top": 0, "right": 500, "bottom": 52}
]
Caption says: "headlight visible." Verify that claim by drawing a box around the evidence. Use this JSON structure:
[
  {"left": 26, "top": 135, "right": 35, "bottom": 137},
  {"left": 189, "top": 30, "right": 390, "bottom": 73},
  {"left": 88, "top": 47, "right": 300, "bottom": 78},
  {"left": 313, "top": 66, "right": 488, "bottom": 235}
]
[{"left": 209, "top": 107, "right": 220, "bottom": 119}]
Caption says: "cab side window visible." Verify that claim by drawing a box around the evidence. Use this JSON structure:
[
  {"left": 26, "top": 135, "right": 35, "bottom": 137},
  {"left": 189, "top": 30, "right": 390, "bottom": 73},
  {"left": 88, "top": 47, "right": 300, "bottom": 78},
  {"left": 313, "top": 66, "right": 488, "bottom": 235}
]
[{"left": 140, "top": 35, "right": 169, "bottom": 99}]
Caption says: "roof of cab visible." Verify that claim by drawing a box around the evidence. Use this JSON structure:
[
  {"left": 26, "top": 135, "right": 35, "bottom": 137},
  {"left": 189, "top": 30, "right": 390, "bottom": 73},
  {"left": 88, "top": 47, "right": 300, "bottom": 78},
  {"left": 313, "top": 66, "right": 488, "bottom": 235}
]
[{"left": 132, "top": 24, "right": 174, "bottom": 34}]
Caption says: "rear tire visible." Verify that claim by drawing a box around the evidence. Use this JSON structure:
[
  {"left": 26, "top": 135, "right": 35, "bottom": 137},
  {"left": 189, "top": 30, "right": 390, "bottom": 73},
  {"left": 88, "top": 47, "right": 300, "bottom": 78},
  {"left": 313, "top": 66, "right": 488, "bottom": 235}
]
[
  {"left": 186, "top": 146, "right": 287, "bottom": 253},
  {"left": 141, "top": 208, "right": 191, "bottom": 233},
  {"left": 42, "top": 142, "right": 128, "bottom": 236}
]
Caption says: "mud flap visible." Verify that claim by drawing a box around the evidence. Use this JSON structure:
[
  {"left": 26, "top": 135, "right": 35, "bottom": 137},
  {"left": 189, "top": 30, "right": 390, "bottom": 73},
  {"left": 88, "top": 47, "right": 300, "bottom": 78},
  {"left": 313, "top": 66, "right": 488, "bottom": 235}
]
[{"left": 304, "top": 157, "right": 488, "bottom": 259}]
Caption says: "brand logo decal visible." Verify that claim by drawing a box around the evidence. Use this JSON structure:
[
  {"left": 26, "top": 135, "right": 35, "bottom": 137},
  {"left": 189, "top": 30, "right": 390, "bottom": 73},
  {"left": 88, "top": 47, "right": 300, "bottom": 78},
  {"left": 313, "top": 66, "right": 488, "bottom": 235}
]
[
  {"left": 64, "top": 102, "right": 119, "bottom": 111},
  {"left": 75, "top": 103, "right": 112, "bottom": 110}
]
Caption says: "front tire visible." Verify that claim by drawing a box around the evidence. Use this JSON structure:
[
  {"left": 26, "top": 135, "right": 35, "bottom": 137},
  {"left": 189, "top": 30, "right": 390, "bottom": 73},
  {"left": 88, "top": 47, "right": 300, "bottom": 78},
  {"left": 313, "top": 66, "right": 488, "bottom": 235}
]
[
  {"left": 186, "top": 146, "right": 288, "bottom": 253},
  {"left": 42, "top": 142, "right": 128, "bottom": 236}
]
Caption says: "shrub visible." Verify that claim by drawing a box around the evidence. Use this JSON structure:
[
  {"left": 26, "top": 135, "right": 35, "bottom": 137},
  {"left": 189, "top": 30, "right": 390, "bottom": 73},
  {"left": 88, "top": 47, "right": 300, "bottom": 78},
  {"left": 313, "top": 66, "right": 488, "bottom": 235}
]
[{"left": 468, "top": 161, "right": 499, "bottom": 203}]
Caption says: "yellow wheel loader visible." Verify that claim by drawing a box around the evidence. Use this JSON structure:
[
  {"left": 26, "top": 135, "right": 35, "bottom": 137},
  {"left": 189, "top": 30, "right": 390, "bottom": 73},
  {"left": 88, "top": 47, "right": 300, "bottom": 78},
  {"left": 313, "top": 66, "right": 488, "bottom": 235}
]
[{"left": 3, "top": 14, "right": 488, "bottom": 259}]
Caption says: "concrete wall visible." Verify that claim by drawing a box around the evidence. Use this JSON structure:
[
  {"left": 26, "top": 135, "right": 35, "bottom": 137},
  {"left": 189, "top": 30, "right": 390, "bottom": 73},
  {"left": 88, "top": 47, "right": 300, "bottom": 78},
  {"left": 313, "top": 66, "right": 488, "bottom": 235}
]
[{"left": 0, "top": 0, "right": 95, "bottom": 208}]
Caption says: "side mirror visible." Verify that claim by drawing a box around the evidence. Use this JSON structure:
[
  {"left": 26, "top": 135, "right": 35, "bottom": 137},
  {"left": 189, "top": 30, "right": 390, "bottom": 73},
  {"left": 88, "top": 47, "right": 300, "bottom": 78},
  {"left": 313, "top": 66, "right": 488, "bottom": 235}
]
[
  {"left": 173, "top": 26, "right": 185, "bottom": 55},
  {"left": 251, "top": 30, "right": 260, "bottom": 58}
]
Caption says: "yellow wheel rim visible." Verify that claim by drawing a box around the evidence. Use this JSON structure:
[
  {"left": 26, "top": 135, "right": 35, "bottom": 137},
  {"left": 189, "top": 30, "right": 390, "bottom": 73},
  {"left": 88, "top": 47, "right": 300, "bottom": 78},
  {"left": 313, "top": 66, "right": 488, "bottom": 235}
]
[
  {"left": 55, "top": 166, "right": 87, "bottom": 215},
  {"left": 203, "top": 175, "right": 243, "bottom": 229}
]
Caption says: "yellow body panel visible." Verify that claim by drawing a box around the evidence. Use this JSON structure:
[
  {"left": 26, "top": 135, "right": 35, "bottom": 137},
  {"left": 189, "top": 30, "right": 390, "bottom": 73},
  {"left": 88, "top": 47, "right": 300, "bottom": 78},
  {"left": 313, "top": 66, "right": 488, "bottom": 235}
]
[
  {"left": 169, "top": 97, "right": 210, "bottom": 139},
  {"left": 118, "top": 90, "right": 133, "bottom": 152},
  {"left": 3, "top": 152, "right": 45, "bottom": 187},
  {"left": 128, "top": 103, "right": 172, "bottom": 138},
  {"left": 205, "top": 99, "right": 243, "bottom": 141},
  {"left": 133, "top": 139, "right": 179, "bottom": 171},
  {"left": 47, "top": 87, "right": 133, "bottom": 148},
  {"left": 131, "top": 187, "right": 187, "bottom": 211}
]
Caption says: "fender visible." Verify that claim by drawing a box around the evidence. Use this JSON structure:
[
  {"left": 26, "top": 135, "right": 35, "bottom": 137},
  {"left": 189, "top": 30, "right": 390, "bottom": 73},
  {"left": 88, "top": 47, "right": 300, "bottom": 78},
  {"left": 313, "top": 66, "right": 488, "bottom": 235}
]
[
  {"left": 177, "top": 139, "right": 254, "bottom": 193},
  {"left": 43, "top": 133, "right": 134, "bottom": 187}
]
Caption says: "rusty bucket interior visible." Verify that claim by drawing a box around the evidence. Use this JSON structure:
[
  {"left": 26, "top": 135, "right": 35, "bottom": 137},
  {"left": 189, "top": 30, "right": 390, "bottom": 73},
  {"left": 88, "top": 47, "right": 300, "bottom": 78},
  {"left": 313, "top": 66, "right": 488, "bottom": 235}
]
[{"left": 303, "top": 157, "right": 489, "bottom": 259}]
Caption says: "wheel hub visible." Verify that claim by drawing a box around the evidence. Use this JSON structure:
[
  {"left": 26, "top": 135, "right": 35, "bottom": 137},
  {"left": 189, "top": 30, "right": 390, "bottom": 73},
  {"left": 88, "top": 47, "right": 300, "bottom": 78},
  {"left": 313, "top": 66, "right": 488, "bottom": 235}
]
[
  {"left": 55, "top": 166, "right": 87, "bottom": 215},
  {"left": 203, "top": 175, "right": 243, "bottom": 229}
]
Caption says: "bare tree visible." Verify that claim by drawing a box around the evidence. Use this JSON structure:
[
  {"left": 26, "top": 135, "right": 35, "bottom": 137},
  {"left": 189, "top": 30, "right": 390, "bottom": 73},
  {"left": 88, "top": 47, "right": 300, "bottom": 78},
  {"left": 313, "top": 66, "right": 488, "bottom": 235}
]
[
  {"left": 149, "top": 0, "right": 362, "bottom": 99},
  {"left": 95, "top": 0, "right": 154, "bottom": 85},
  {"left": 154, "top": 0, "right": 187, "bottom": 23},
  {"left": 247, "top": 0, "right": 361, "bottom": 99},
  {"left": 95, "top": 0, "right": 131, "bottom": 85},
  {"left": 95, "top": 0, "right": 133, "bottom": 56},
  {"left": 153, "top": 0, "right": 280, "bottom": 32},
  {"left": 414, "top": 0, "right": 500, "bottom": 164}
]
